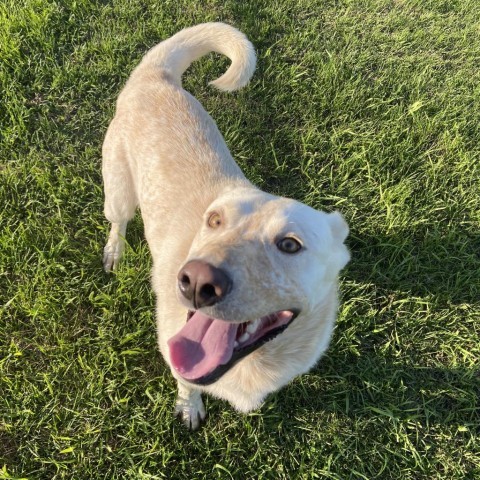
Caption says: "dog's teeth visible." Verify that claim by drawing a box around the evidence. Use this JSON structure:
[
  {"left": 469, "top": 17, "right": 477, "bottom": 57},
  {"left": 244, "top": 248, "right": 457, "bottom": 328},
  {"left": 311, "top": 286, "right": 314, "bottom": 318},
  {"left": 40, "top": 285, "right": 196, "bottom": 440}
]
[
  {"left": 234, "top": 341, "right": 239, "bottom": 348},
  {"left": 246, "top": 319, "right": 260, "bottom": 334},
  {"left": 238, "top": 332, "right": 250, "bottom": 343}
]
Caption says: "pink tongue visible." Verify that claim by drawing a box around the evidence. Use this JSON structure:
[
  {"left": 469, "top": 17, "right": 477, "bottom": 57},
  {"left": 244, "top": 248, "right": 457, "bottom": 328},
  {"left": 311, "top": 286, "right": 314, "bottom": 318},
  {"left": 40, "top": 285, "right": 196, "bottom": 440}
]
[{"left": 167, "top": 311, "right": 238, "bottom": 380}]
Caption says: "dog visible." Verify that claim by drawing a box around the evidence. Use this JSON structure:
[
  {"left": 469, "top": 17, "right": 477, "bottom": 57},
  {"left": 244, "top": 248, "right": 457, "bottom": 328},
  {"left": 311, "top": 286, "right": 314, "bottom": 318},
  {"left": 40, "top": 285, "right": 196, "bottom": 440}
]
[{"left": 102, "top": 23, "right": 350, "bottom": 429}]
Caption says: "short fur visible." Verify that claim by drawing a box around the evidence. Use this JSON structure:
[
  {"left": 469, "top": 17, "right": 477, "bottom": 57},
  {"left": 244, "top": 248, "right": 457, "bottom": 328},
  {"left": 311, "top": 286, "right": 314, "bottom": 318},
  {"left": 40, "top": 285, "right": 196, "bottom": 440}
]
[{"left": 102, "top": 23, "right": 350, "bottom": 429}]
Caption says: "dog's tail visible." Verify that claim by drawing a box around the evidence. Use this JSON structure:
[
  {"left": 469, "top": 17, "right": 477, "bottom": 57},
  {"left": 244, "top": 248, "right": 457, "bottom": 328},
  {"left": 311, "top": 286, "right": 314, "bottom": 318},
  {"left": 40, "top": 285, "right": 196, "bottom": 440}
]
[{"left": 138, "top": 22, "right": 256, "bottom": 92}]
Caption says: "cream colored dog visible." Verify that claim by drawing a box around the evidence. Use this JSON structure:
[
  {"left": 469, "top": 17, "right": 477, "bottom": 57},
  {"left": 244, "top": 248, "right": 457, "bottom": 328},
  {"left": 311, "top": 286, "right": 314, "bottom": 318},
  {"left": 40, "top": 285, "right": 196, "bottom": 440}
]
[{"left": 102, "top": 23, "right": 350, "bottom": 429}]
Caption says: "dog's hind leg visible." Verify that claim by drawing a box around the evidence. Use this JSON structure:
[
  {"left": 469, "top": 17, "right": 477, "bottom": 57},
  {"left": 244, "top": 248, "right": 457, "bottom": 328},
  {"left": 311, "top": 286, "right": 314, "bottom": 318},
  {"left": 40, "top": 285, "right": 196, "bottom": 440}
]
[{"left": 102, "top": 141, "right": 138, "bottom": 272}]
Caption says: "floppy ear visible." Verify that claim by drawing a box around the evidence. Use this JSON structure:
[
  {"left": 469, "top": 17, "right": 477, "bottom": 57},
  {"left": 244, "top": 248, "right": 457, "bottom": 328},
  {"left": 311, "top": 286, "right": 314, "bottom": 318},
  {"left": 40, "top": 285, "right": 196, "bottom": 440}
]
[{"left": 327, "top": 211, "right": 349, "bottom": 243}]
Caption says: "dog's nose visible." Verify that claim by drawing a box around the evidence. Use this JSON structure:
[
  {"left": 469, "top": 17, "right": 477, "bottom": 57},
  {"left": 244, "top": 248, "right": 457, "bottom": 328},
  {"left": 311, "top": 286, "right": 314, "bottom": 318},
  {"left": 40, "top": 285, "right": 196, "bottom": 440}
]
[{"left": 177, "top": 260, "right": 232, "bottom": 308}]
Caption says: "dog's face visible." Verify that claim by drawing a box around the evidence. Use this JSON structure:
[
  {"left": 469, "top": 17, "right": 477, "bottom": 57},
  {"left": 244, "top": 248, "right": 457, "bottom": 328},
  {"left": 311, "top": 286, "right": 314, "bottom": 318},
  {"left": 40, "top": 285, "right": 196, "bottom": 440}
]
[{"left": 168, "top": 188, "right": 350, "bottom": 385}]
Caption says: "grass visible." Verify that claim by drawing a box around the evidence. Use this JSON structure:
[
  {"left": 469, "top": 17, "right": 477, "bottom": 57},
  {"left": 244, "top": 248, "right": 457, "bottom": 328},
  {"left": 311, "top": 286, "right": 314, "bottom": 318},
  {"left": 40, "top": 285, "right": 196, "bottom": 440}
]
[{"left": 1, "top": 0, "right": 479, "bottom": 478}]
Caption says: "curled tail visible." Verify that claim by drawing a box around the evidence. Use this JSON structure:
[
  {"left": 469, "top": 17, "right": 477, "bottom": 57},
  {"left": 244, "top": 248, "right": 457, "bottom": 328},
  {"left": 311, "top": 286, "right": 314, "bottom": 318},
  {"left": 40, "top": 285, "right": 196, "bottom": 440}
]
[{"left": 139, "top": 22, "right": 256, "bottom": 92}]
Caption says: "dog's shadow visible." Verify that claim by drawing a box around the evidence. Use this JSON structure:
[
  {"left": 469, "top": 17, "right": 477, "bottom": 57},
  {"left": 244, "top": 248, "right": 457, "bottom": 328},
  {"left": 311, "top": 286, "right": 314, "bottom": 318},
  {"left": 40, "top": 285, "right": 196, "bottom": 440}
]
[
  {"left": 346, "top": 228, "right": 479, "bottom": 306},
  {"left": 262, "top": 353, "right": 479, "bottom": 432}
]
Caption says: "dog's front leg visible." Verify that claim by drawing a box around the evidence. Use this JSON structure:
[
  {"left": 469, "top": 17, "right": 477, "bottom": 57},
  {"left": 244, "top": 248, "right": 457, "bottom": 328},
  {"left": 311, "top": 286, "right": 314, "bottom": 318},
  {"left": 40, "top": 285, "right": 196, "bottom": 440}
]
[
  {"left": 174, "top": 381, "right": 206, "bottom": 430},
  {"left": 103, "top": 221, "right": 128, "bottom": 272}
]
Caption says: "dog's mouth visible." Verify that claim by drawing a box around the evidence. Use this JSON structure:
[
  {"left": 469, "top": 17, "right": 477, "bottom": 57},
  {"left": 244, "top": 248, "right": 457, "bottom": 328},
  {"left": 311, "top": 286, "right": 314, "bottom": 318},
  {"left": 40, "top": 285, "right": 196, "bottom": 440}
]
[{"left": 167, "top": 309, "right": 299, "bottom": 385}]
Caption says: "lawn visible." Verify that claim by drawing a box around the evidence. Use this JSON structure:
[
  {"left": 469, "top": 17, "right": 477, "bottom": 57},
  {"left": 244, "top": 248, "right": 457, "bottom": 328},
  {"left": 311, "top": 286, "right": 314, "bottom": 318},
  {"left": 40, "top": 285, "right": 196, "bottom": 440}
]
[{"left": 1, "top": 0, "right": 479, "bottom": 478}]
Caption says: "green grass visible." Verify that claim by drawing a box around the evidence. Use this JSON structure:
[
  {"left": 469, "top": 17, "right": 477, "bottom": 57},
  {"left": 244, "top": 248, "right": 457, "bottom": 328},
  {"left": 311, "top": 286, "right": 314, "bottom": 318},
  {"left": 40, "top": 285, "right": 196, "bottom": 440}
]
[{"left": 1, "top": 0, "right": 479, "bottom": 478}]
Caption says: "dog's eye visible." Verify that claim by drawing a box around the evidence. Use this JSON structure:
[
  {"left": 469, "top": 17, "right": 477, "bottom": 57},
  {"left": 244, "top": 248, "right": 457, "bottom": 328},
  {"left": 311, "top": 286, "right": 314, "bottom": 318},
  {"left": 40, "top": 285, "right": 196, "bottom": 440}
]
[
  {"left": 207, "top": 212, "right": 222, "bottom": 228},
  {"left": 277, "top": 237, "right": 302, "bottom": 254}
]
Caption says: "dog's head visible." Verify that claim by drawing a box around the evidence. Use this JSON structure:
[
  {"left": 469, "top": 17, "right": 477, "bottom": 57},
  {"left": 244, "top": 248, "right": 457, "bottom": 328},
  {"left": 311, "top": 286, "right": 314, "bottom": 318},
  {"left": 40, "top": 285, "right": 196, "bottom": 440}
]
[{"left": 168, "top": 188, "right": 350, "bottom": 385}]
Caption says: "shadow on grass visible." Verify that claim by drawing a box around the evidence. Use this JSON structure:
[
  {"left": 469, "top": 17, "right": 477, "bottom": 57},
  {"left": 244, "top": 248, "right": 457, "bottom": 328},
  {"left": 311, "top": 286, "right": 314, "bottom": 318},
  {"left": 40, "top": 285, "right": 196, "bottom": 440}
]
[
  {"left": 347, "top": 228, "right": 480, "bottom": 306},
  {"left": 266, "top": 353, "right": 480, "bottom": 431}
]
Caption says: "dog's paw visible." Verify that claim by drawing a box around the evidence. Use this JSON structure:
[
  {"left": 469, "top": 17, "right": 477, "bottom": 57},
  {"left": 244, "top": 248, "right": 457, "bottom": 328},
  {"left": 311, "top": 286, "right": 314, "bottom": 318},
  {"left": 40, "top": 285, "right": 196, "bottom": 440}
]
[
  {"left": 174, "top": 391, "right": 206, "bottom": 430},
  {"left": 103, "top": 243, "right": 123, "bottom": 272}
]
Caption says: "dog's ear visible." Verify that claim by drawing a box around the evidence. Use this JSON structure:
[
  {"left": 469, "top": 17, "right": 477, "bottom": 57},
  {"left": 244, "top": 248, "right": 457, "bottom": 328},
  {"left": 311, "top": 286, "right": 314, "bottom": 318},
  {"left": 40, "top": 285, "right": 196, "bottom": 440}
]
[
  {"left": 327, "top": 211, "right": 349, "bottom": 243},
  {"left": 326, "top": 211, "right": 350, "bottom": 270}
]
